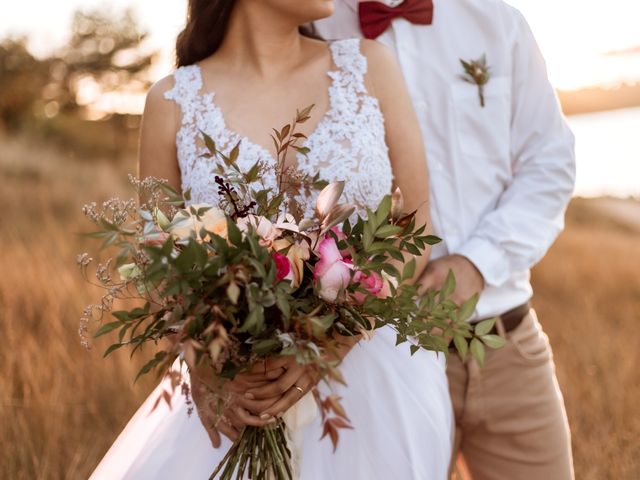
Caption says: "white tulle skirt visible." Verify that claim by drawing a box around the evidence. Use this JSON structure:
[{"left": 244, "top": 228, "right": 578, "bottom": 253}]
[{"left": 90, "top": 327, "right": 454, "bottom": 480}]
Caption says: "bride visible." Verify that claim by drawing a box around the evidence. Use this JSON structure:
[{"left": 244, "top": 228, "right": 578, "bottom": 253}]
[{"left": 91, "top": 0, "right": 453, "bottom": 478}]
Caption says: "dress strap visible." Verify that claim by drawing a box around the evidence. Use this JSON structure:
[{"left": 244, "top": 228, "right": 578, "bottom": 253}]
[
  {"left": 328, "top": 39, "right": 369, "bottom": 96},
  {"left": 163, "top": 65, "right": 203, "bottom": 125}
]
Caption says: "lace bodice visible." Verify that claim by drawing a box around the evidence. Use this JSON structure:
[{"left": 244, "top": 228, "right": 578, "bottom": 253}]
[{"left": 164, "top": 39, "right": 393, "bottom": 218}]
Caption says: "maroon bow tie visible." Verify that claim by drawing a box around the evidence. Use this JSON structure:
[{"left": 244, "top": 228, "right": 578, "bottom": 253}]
[{"left": 359, "top": 0, "right": 434, "bottom": 39}]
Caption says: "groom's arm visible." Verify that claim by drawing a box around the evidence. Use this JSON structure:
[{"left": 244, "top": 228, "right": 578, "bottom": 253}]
[{"left": 451, "top": 8, "right": 576, "bottom": 288}]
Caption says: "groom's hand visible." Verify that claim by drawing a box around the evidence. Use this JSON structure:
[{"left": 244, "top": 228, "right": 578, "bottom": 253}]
[{"left": 418, "top": 254, "right": 485, "bottom": 304}]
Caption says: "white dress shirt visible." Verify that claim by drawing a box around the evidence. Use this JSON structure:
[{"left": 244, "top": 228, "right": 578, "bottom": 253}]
[{"left": 315, "top": 0, "right": 576, "bottom": 318}]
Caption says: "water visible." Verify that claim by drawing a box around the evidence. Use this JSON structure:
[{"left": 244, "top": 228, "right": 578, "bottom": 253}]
[{"left": 567, "top": 107, "right": 640, "bottom": 198}]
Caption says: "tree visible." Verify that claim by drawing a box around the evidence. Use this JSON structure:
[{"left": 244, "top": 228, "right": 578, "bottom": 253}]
[
  {"left": 0, "top": 7, "right": 155, "bottom": 131},
  {"left": 50, "top": 7, "right": 156, "bottom": 115},
  {"left": 0, "top": 38, "right": 51, "bottom": 130}
]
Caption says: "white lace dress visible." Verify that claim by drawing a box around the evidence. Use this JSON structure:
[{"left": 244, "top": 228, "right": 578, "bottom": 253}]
[{"left": 90, "top": 39, "right": 453, "bottom": 480}]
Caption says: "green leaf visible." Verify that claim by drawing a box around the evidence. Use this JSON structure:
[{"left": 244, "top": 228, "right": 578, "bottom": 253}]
[
  {"left": 135, "top": 351, "right": 168, "bottom": 383},
  {"left": 294, "top": 146, "right": 311, "bottom": 155},
  {"left": 474, "top": 318, "right": 496, "bottom": 336},
  {"left": 481, "top": 334, "right": 507, "bottom": 350},
  {"left": 375, "top": 224, "right": 403, "bottom": 238},
  {"left": 424, "top": 235, "right": 442, "bottom": 246},
  {"left": 276, "top": 294, "right": 291, "bottom": 320},
  {"left": 201, "top": 131, "right": 217, "bottom": 154},
  {"left": 453, "top": 335, "right": 468, "bottom": 361},
  {"left": 402, "top": 257, "right": 416, "bottom": 281},
  {"left": 229, "top": 141, "right": 241, "bottom": 164},
  {"left": 251, "top": 339, "right": 281, "bottom": 356},
  {"left": 458, "top": 294, "right": 479, "bottom": 322},
  {"left": 227, "top": 218, "right": 242, "bottom": 246},
  {"left": 311, "top": 314, "right": 336, "bottom": 335},
  {"left": 409, "top": 344, "right": 420, "bottom": 356},
  {"left": 94, "top": 321, "right": 122, "bottom": 338},
  {"left": 470, "top": 338, "right": 485, "bottom": 367},
  {"left": 103, "top": 343, "right": 125, "bottom": 358},
  {"left": 238, "top": 306, "right": 265, "bottom": 335},
  {"left": 374, "top": 195, "right": 392, "bottom": 227},
  {"left": 111, "top": 311, "right": 131, "bottom": 322},
  {"left": 245, "top": 161, "right": 260, "bottom": 183},
  {"left": 439, "top": 269, "right": 456, "bottom": 300}
]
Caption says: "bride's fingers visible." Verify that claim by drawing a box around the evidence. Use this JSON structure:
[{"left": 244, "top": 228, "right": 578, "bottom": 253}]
[
  {"left": 224, "top": 378, "right": 271, "bottom": 395},
  {"left": 235, "top": 366, "right": 286, "bottom": 384},
  {"left": 232, "top": 404, "right": 278, "bottom": 427},
  {"left": 248, "top": 356, "right": 292, "bottom": 375},
  {"left": 205, "top": 421, "right": 223, "bottom": 448},
  {"left": 244, "top": 364, "right": 305, "bottom": 400},
  {"left": 260, "top": 375, "right": 313, "bottom": 418},
  {"left": 235, "top": 395, "right": 280, "bottom": 415},
  {"left": 217, "top": 419, "right": 239, "bottom": 442}
]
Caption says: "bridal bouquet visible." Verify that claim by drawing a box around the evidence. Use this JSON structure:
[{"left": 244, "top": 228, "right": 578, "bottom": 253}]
[{"left": 78, "top": 107, "right": 503, "bottom": 479}]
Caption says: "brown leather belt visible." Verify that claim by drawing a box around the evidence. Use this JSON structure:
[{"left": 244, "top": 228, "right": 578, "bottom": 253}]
[
  {"left": 483, "top": 301, "right": 532, "bottom": 334},
  {"left": 449, "top": 301, "right": 532, "bottom": 351}
]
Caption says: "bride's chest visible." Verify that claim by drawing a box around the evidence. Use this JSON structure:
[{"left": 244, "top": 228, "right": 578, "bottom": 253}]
[{"left": 180, "top": 93, "right": 393, "bottom": 216}]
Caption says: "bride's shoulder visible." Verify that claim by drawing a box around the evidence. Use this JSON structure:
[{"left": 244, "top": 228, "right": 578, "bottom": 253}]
[
  {"left": 141, "top": 74, "right": 182, "bottom": 128},
  {"left": 357, "top": 40, "right": 403, "bottom": 97},
  {"left": 147, "top": 75, "right": 175, "bottom": 100},
  {"left": 146, "top": 65, "right": 202, "bottom": 107},
  {"left": 358, "top": 39, "right": 397, "bottom": 71}
]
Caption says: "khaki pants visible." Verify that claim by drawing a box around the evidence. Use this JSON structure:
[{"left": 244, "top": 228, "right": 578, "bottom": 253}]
[{"left": 447, "top": 310, "right": 574, "bottom": 480}]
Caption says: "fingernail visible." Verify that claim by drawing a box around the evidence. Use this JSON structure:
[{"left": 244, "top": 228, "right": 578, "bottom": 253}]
[
  {"left": 267, "top": 418, "right": 277, "bottom": 424},
  {"left": 244, "top": 392, "right": 255, "bottom": 400},
  {"left": 259, "top": 413, "right": 272, "bottom": 420}
]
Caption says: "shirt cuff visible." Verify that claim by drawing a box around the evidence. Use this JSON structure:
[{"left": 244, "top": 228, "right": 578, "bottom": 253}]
[{"left": 452, "top": 236, "right": 511, "bottom": 288}]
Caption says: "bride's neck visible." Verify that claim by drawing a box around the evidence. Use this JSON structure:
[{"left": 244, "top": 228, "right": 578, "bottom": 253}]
[{"left": 215, "top": 5, "right": 306, "bottom": 79}]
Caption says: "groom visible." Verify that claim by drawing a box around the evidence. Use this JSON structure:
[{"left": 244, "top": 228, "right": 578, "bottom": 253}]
[{"left": 316, "top": 0, "right": 576, "bottom": 478}]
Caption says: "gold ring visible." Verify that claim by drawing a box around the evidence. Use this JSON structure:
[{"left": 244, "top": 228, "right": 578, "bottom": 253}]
[{"left": 294, "top": 385, "right": 304, "bottom": 395}]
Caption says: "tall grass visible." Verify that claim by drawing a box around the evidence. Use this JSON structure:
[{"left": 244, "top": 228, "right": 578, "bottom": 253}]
[
  {"left": 530, "top": 200, "right": 640, "bottom": 479},
  {"left": 1, "top": 136, "right": 638, "bottom": 479},
  {"left": 0, "top": 136, "right": 154, "bottom": 479}
]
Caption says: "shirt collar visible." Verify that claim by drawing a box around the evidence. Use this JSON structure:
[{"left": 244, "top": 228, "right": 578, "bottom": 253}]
[{"left": 344, "top": 0, "right": 406, "bottom": 12}]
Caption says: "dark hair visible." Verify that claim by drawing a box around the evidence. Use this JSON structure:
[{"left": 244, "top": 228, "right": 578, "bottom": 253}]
[{"left": 175, "top": 0, "right": 323, "bottom": 67}]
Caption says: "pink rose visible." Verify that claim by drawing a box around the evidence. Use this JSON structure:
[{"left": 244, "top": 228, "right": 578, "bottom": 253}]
[
  {"left": 355, "top": 271, "right": 384, "bottom": 295},
  {"left": 273, "top": 252, "right": 292, "bottom": 282},
  {"left": 314, "top": 235, "right": 353, "bottom": 303},
  {"left": 351, "top": 270, "right": 382, "bottom": 304},
  {"left": 351, "top": 270, "right": 393, "bottom": 304}
]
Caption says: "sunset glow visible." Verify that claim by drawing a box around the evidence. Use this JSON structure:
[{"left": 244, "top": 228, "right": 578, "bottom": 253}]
[{"left": 2, "top": 0, "right": 639, "bottom": 94}]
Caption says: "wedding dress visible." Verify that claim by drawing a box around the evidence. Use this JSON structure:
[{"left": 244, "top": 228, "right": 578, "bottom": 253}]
[{"left": 90, "top": 39, "right": 453, "bottom": 480}]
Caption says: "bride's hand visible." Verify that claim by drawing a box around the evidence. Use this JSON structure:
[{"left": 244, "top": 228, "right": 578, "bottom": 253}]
[
  {"left": 238, "top": 339, "right": 358, "bottom": 419},
  {"left": 190, "top": 367, "right": 279, "bottom": 446},
  {"left": 239, "top": 356, "right": 320, "bottom": 419}
]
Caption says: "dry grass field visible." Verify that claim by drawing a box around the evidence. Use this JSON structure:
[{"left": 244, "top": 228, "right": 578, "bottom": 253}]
[{"left": 1, "top": 135, "right": 638, "bottom": 479}]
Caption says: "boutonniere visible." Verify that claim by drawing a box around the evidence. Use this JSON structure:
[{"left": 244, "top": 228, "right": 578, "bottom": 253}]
[{"left": 459, "top": 54, "right": 491, "bottom": 107}]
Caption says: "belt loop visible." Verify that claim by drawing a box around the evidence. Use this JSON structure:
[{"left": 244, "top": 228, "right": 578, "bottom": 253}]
[{"left": 495, "top": 317, "right": 507, "bottom": 338}]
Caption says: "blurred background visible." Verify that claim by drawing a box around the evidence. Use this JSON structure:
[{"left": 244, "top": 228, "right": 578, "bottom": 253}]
[{"left": 0, "top": 1, "right": 638, "bottom": 479}]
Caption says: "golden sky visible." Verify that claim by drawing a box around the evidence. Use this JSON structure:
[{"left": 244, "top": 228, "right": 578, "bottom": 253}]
[{"left": 2, "top": 0, "right": 639, "bottom": 92}]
